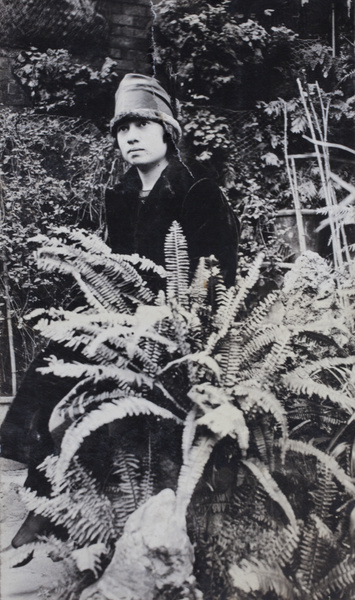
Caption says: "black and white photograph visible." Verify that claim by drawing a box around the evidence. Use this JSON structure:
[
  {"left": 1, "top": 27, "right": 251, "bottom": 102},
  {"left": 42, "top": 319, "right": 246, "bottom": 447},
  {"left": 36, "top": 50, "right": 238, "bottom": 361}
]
[{"left": 0, "top": 1, "right": 355, "bottom": 598}]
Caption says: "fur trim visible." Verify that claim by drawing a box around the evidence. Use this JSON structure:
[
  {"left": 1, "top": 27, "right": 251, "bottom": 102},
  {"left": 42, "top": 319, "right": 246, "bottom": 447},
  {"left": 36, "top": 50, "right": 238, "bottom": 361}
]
[{"left": 110, "top": 109, "right": 182, "bottom": 141}]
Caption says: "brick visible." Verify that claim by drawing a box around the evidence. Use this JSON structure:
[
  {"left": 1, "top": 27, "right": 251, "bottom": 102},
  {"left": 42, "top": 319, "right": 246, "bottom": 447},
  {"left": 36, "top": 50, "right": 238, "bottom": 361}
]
[
  {"left": 111, "top": 25, "right": 148, "bottom": 39},
  {"left": 111, "top": 13, "right": 149, "bottom": 29},
  {"left": 112, "top": 13, "right": 135, "bottom": 25},
  {"left": 110, "top": 35, "right": 148, "bottom": 51},
  {"left": 110, "top": 1, "right": 151, "bottom": 14},
  {"left": 121, "top": 4, "right": 151, "bottom": 17}
]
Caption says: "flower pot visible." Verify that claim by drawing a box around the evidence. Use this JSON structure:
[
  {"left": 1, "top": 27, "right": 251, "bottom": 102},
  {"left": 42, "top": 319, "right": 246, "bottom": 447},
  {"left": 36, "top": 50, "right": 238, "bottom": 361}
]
[{"left": 274, "top": 209, "right": 332, "bottom": 262}]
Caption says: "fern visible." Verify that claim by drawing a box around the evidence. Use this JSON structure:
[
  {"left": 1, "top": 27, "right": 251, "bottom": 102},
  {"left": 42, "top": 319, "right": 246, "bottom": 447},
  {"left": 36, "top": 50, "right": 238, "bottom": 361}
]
[
  {"left": 26, "top": 222, "right": 355, "bottom": 599},
  {"left": 314, "top": 555, "right": 355, "bottom": 599},
  {"left": 234, "top": 384, "right": 288, "bottom": 442},
  {"left": 176, "top": 437, "right": 216, "bottom": 521},
  {"left": 164, "top": 221, "right": 190, "bottom": 306},
  {"left": 229, "top": 557, "right": 296, "bottom": 599},
  {"left": 282, "top": 439, "right": 355, "bottom": 496},
  {"left": 105, "top": 446, "right": 154, "bottom": 535},
  {"left": 241, "top": 291, "right": 280, "bottom": 337},
  {"left": 23, "top": 458, "right": 115, "bottom": 546},
  {"left": 51, "top": 397, "right": 182, "bottom": 489},
  {"left": 297, "top": 465, "right": 340, "bottom": 593},
  {"left": 284, "top": 371, "right": 355, "bottom": 414},
  {"left": 242, "top": 459, "right": 298, "bottom": 529},
  {"left": 205, "top": 253, "right": 264, "bottom": 354}
]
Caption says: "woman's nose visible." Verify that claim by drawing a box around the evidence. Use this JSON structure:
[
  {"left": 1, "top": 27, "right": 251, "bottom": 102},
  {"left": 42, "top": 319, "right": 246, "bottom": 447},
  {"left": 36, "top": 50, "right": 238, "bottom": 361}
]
[{"left": 127, "top": 125, "right": 139, "bottom": 143}]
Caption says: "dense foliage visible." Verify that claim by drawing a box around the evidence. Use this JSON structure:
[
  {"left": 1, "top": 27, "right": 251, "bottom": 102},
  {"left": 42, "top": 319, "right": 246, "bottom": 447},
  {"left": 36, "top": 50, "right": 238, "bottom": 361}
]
[
  {"left": 0, "top": 109, "right": 119, "bottom": 391},
  {"left": 5, "top": 225, "right": 355, "bottom": 599},
  {"left": 153, "top": 0, "right": 355, "bottom": 281},
  {"left": 13, "top": 52, "right": 120, "bottom": 124}
]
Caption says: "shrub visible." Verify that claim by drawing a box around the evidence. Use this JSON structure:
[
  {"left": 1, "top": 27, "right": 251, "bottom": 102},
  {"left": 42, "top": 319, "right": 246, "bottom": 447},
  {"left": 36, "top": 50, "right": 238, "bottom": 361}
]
[
  {"left": 0, "top": 108, "right": 119, "bottom": 392},
  {"left": 13, "top": 51, "right": 120, "bottom": 124}
]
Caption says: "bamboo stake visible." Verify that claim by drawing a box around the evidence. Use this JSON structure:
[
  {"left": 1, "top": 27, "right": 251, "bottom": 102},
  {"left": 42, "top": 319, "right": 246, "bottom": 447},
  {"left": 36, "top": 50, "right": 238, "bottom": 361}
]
[
  {"left": 282, "top": 102, "right": 307, "bottom": 254},
  {"left": 290, "top": 157, "right": 307, "bottom": 253},
  {"left": 2, "top": 258, "right": 17, "bottom": 396},
  {"left": 297, "top": 79, "right": 344, "bottom": 273}
]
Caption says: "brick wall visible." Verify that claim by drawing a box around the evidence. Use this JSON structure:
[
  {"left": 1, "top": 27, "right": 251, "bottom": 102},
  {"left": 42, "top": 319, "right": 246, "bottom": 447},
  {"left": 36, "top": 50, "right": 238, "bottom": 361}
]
[
  {"left": 0, "top": 0, "right": 154, "bottom": 109},
  {"left": 99, "top": 0, "right": 154, "bottom": 76}
]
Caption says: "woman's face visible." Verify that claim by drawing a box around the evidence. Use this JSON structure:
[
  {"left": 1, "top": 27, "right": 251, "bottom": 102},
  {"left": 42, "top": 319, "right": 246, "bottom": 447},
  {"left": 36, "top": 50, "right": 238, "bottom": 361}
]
[{"left": 116, "top": 119, "right": 168, "bottom": 169}]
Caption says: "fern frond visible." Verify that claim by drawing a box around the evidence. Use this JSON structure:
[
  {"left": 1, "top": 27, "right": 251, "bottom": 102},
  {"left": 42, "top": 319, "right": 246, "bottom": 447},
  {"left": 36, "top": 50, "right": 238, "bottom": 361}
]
[
  {"left": 314, "top": 555, "right": 355, "bottom": 599},
  {"left": 217, "top": 330, "right": 243, "bottom": 386},
  {"left": 233, "top": 325, "right": 279, "bottom": 372},
  {"left": 22, "top": 459, "right": 115, "bottom": 545},
  {"left": 298, "top": 518, "right": 334, "bottom": 592},
  {"left": 229, "top": 558, "right": 296, "bottom": 599},
  {"left": 37, "top": 235, "right": 158, "bottom": 311},
  {"left": 49, "top": 388, "right": 128, "bottom": 439},
  {"left": 168, "top": 298, "right": 192, "bottom": 358},
  {"left": 234, "top": 384, "right": 288, "bottom": 441},
  {"left": 241, "top": 291, "right": 280, "bottom": 337},
  {"left": 182, "top": 409, "right": 197, "bottom": 465},
  {"left": 290, "top": 355, "right": 355, "bottom": 380},
  {"left": 197, "top": 404, "right": 249, "bottom": 455},
  {"left": 106, "top": 448, "right": 152, "bottom": 531},
  {"left": 296, "top": 466, "right": 339, "bottom": 591},
  {"left": 176, "top": 437, "right": 216, "bottom": 520},
  {"left": 282, "top": 440, "right": 355, "bottom": 496},
  {"left": 117, "top": 252, "right": 168, "bottom": 277},
  {"left": 283, "top": 372, "right": 355, "bottom": 414},
  {"left": 141, "top": 431, "right": 154, "bottom": 505},
  {"left": 257, "top": 327, "right": 292, "bottom": 382},
  {"left": 188, "top": 257, "right": 210, "bottom": 305},
  {"left": 205, "top": 253, "right": 264, "bottom": 354},
  {"left": 164, "top": 221, "right": 190, "bottom": 306},
  {"left": 160, "top": 350, "right": 221, "bottom": 380},
  {"left": 312, "top": 465, "right": 339, "bottom": 523},
  {"left": 242, "top": 459, "right": 298, "bottom": 529},
  {"left": 263, "top": 523, "right": 300, "bottom": 569},
  {"left": 41, "top": 359, "right": 154, "bottom": 391},
  {"left": 51, "top": 397, "right": 182, "bottom": 488},
  {"left": 310, "top": 514, "right": 337, "bottom": 547}
]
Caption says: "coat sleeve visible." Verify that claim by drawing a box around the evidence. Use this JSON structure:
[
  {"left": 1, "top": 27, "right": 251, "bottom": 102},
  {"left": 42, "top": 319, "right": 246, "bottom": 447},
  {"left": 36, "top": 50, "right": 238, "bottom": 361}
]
[{"left": 180, "top": 178, "right": 239, "bottom": 287}]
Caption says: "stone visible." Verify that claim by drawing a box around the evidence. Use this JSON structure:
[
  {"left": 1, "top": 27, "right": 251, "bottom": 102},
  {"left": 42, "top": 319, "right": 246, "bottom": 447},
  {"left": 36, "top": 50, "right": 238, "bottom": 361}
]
[{"left": 79, "top": 489, "right": 202, "bottom": 600}]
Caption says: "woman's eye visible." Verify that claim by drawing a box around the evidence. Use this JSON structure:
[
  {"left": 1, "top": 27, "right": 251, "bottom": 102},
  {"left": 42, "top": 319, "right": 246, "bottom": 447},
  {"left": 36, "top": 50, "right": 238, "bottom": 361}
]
[
  {"left": 138, "top": 120, "right": 149, "bottom": 127},
  {"left": 118, "top": 125, "right": 128, "bottom": 133}
]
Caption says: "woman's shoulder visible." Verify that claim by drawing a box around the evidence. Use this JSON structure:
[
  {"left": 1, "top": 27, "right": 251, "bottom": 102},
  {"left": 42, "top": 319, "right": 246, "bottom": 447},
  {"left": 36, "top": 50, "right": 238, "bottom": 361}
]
[{"left": 105, "top": 168, "right": 140, "bottom": 206}]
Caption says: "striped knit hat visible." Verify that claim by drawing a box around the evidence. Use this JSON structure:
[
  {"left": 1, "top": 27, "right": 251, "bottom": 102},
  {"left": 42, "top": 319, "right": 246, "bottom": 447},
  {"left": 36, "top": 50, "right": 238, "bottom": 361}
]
[{"left": 110, "top": 73, "right": 182, "bottom": 142}]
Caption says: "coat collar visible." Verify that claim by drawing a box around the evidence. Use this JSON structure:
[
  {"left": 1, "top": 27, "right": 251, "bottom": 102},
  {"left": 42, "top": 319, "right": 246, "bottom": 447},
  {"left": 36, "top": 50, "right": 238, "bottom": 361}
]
[{"left": 116, "top": 157, "right": 195, "bottom": 202}]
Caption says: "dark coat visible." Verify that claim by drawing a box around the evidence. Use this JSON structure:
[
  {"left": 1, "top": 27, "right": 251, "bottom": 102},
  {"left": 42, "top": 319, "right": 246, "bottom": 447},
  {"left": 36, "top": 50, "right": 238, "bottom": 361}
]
[
  {"left": 105, "top": 158, "right": 239, "bottom": 287},
  {"left": 0, "top": 159, "right": 239, "bottom": 486}
]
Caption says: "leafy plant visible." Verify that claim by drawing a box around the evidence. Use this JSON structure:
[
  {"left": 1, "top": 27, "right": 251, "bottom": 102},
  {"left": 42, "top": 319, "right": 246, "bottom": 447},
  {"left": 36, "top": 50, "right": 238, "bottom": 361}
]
[
  {"left": 14, "top": 51, "right": 119, "bottom": 123},
  {"left": 153, "top": 0, "right": 355, "bottom": 290},
  {"left": 0, "top": 108, "right": 119, "bottom": 393},
  {"left": 4, "top": 224, "right": 355, "bottom": 599}
]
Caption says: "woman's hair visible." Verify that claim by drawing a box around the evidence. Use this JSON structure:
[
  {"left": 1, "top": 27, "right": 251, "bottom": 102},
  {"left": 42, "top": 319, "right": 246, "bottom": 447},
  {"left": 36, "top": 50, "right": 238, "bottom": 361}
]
[
  {"left": 114, "top": 117, "right": 180, "bottom": 159},
  {"left": 162, "top": 123, "right": 179, "bottom": 159}
]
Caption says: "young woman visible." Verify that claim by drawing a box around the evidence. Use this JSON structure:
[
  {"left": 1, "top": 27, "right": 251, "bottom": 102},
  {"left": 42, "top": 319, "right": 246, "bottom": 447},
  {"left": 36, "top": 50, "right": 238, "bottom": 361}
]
[
  {"left": 1, "top": 73, "right": 239, "bottom": 547},
  {"left": 105, "top": 73, "right": 239, "bottom": 288}
]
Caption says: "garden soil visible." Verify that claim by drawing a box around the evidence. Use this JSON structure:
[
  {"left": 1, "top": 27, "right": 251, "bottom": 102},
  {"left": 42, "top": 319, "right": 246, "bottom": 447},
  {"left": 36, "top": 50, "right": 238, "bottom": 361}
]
[{"left": 1, "top": 428, "right": 66, "bottom": 600}]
